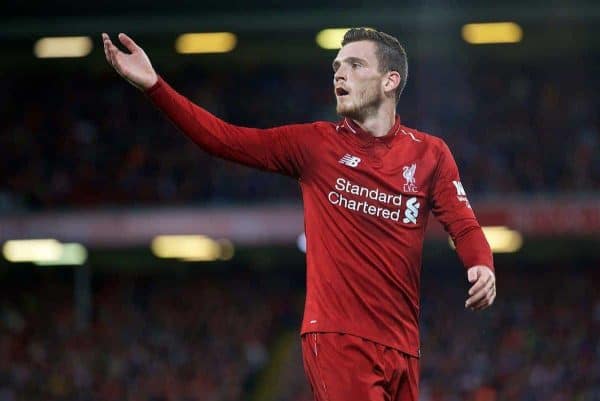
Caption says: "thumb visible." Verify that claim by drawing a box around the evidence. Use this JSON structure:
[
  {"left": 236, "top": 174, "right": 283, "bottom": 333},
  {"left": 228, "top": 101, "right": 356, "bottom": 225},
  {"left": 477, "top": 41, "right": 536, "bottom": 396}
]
[
  {"left": 118, "top": 33, "right": 139, "bottom": 53},
  {"left": 467, "top": 267, "right": 479, "bottom": 283}
]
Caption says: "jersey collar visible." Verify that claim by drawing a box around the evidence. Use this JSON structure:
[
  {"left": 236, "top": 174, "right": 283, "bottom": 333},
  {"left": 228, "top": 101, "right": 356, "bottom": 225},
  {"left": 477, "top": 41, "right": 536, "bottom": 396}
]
[{"left": 336, "top": 116, "right": 402, "bottom": 148}]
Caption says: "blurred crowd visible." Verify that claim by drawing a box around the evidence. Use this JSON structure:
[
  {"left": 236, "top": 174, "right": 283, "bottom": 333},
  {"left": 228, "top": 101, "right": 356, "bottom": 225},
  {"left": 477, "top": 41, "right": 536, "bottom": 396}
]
[
  {"left": 1, "top": 266, "right": 599, "bottom": 401},
  {"left": 1, "top": 57, "right": 599, "bottom": 212},
  {"left": 419, "top": 268, "right": 600, "bottom": 401},
  {"left": 0, "top": 269, "right": 300, "bottom": 401}
]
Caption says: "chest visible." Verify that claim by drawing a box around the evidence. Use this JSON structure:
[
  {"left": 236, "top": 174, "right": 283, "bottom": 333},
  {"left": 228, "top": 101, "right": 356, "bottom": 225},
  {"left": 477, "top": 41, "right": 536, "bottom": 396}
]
[{"left": 308, "top": 136, "right": 438, "bottom": 200}]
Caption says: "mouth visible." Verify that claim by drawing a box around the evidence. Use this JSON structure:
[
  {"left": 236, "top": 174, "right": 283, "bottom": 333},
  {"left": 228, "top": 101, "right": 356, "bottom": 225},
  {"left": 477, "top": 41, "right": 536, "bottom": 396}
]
[{"left": 335, "top": 87, "right": 349, "bottom": 97}]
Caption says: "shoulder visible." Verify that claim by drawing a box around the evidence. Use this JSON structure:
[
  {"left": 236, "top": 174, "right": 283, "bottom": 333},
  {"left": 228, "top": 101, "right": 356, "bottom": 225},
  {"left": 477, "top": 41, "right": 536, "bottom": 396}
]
[
  {"left": 296, "top": 121, "right": 339, "bottom": 142},
  {"left": 277, "top": 121, "right": 334, "bottom": 135},
  {"left": 312, "top": 120, "right": 338, "bottom": 133},
  {"left": 398, "top": 124, "right": 450, "bottom": 157},
  {"left": 266, "top": 121, "right": 332, "bottom": 145}
]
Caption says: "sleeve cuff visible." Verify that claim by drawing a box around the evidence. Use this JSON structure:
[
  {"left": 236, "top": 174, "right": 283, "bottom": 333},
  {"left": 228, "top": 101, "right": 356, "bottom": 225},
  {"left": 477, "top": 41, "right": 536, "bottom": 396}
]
[
  {"left": 145, "top": 75, "right": 164, "bottom": 96},
  {"left": 455, "top": 227, "right": 494, "bottom": 272}
]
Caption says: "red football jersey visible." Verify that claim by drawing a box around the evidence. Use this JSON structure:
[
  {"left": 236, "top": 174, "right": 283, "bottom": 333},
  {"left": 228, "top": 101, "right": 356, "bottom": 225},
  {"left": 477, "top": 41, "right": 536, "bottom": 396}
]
[{"left": 147, "top": 77, "right": 493, "bottom": 357}]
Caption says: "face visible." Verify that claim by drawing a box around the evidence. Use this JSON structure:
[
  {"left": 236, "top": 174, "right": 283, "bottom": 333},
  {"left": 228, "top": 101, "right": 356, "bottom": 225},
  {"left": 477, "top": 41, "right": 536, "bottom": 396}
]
[{"left": 332, "top": 41, "right": 386, "bottom": 121}]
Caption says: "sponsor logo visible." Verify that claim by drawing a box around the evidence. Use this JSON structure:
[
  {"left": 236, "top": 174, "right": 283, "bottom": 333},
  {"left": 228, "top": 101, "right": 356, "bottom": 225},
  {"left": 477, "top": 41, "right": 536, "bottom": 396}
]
[
  {"left": 328, "top": 177, "right": 421, "bottom": 224},
  {"left": 452, "top": 180, "right": 471, "bottom": 208},
  {"left": 339, "top": 154, "right": 361, "bottom": 168},
  {"left": 402, "top": 197, "right": 420, "bottom": 224}
]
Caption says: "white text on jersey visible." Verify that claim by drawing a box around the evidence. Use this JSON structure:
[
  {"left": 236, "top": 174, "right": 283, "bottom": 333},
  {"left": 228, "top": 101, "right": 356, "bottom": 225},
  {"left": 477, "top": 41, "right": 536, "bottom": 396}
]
[{"left": 452, "top": 180, "right": 471, "bottom": 208}]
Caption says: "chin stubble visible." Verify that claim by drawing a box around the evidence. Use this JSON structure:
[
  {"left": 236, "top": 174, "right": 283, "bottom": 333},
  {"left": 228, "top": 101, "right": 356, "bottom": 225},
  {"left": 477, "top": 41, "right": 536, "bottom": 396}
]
[{"left": 337, "top": 89, "right": 381, "bottom": 121}]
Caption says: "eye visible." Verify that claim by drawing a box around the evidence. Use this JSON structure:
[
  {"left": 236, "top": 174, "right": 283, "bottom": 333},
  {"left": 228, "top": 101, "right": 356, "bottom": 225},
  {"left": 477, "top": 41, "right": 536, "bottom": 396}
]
[{"left": 351, "top": 62, "right": 361, "bottom": 69}]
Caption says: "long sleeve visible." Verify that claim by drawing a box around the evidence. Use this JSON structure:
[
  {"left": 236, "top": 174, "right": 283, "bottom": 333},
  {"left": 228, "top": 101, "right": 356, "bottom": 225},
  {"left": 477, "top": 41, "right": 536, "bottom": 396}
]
[
  {"left": 430, "top": 140, "right": 494, "bottom": 271},
  {"left": 145, "top": 76, "right": 314, "bottom": 178}
]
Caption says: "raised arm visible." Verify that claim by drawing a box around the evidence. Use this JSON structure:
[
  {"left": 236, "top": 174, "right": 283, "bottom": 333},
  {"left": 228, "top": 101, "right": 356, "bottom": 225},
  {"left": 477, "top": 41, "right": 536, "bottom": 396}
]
[{"left": 101, "top": 33, "right": 313, "bottom": 177}]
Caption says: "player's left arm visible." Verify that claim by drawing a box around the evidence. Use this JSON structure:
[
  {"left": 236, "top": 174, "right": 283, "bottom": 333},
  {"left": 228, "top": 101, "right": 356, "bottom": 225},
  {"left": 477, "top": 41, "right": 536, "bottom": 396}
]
[{"left": 430, "top": 140, "right": 496, "bottom": 311}]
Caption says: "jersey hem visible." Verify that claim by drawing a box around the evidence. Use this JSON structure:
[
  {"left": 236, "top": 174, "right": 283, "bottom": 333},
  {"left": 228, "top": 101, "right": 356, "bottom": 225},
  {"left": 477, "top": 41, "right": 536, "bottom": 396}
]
[{"left": 300, "top": 328, "right": 420, "bottom": 359}]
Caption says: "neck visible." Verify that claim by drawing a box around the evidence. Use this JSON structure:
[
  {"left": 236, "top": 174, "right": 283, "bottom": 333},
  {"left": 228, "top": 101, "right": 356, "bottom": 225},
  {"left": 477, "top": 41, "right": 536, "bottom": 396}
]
[{"left": 352, "top": 102, "right": 396, "bottom": 137}]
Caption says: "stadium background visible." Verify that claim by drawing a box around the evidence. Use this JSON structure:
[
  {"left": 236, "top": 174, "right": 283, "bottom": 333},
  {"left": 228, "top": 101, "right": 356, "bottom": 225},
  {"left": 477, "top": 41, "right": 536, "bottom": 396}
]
[{"left": 1, "top": 1, "right": 599, "bottom": 400}]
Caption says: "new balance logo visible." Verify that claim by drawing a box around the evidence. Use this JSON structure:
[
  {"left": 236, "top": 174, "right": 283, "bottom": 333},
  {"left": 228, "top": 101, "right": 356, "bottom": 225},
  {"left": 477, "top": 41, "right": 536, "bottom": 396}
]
[{"left": 339, "top": 154, "right": 361, "bottom": 168}]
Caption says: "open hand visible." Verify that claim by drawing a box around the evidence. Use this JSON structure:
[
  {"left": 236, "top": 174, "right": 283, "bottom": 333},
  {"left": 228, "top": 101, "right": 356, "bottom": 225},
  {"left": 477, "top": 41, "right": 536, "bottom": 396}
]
[
  {"left": 465, "top": 265, "right": 496, "bottom": 311},
  {"left": 102, "top": 32, "right": 158, "bottom": 91}
]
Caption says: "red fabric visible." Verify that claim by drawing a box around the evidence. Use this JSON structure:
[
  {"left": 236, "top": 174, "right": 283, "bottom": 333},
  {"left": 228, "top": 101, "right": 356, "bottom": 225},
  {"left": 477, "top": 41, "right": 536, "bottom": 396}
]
[
  {"left": 301, "top": 333, "right": 419, "bottom": 401},
  {"left": 146, "top": 77, "right": 494, "bottom": 357}
]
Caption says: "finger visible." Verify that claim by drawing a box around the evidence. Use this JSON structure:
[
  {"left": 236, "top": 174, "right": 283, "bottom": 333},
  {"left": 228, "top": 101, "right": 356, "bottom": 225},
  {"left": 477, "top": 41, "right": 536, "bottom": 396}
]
[
  {"left": 466, "top": 277, "right": 494, "bottom": 307},
  {"left": 469, "top": 276, "right": 494, "bottom": 305},
  {"left": 467, "top": 268, "right": 479, "bottom": 283},
  {"left": 118, "top": 33, "right": 139, "bottom": 53},
  {"left": 468, "top": 273, "right": 492, "bottom": 296},
  {"left": 107, "top": 40, "right": 123, "bottom": 70},
  {"left": 473, "top": 282, "right": 496, "bottom": 310},
  {"left": 107, "top": 44, "right": 117, "bottom": 68},
  {"left": 102, "top": 34, "right": 112, "bottom": 64},
  {"left": 102, "top": 34, "right": 116, "bottom": 63},
  {"left": 102, "top": 33, "right": 115, "bottom": 51},
  {"left": 472, "top": 286, "right": 496, "bottom": 310}
]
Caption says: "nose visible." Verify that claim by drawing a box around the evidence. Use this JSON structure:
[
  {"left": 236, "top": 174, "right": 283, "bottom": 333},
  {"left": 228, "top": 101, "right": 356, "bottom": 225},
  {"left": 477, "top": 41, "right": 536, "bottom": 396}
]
[{"left": 334, "top": 66, "right": 347, "bottom": 84}]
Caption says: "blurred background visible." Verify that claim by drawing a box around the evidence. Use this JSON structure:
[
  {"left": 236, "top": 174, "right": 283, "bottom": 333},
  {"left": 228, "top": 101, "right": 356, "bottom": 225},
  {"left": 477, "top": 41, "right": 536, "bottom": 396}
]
[{"left": 1, "top": 0, "right": 599, "bottom": 400}]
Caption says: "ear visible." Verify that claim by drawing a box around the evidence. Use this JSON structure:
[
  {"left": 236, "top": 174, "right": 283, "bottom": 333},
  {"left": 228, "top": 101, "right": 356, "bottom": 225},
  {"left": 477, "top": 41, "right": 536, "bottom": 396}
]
[{"left": 383, "top": 71, "right": 401, "bottom": 96}]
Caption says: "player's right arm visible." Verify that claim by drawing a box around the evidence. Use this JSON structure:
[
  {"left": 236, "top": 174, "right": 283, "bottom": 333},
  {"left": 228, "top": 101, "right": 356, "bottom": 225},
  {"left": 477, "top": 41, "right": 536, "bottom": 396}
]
[{"left": 102, "top": 32, "right": 311, "bottom": 178}]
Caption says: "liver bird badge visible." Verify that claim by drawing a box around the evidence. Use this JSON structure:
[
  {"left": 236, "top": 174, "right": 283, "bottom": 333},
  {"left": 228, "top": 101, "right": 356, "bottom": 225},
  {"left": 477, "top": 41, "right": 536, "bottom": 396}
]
[{"left": 403, "top": 164, "right": 417, "bottom": 192}]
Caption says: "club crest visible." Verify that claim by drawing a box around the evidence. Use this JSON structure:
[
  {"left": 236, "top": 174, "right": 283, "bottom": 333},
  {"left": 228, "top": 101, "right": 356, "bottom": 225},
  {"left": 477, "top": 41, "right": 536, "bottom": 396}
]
[{"left": 403, "top": 164, "right": 418, "bottom": 192}]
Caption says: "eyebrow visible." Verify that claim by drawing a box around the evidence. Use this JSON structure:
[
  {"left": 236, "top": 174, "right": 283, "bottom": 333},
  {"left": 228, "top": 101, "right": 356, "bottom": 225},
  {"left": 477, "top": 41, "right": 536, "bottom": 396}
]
[{"left": 332, "top": 56, "right": 368, "bottom": 70}]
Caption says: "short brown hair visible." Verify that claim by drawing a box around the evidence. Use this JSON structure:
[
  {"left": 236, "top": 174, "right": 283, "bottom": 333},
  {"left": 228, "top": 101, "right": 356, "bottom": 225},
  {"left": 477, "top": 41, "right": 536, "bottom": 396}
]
[{"left": 341, "top": 28, "right": 408, "bottom": 102}]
